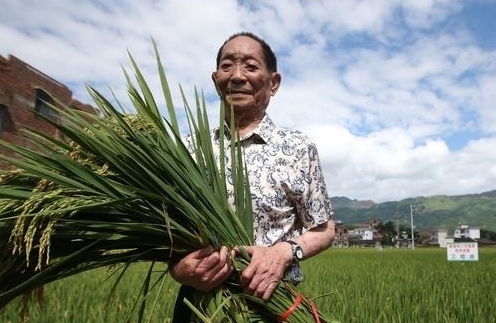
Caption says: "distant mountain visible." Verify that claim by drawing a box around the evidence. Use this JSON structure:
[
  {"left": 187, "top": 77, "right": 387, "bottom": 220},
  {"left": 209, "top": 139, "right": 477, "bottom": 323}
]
[
  {"left": 331, "top": 190, "right": 496, "bottom": 232},
  {"left": 329, "top": 196, "right": 375, "bottom": 209}
]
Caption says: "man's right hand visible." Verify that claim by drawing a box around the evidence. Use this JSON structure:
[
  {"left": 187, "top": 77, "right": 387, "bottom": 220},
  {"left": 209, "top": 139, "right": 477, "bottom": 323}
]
[{"left": 169, "top": 246, "right": 233, "bottom": 291}]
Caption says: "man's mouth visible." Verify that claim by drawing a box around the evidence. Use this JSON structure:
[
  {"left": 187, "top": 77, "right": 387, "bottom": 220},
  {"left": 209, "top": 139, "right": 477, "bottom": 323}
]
[
  {"left": 227, "top": 90, "right": 250, "bottom": 97},
  {"left": 227, "top": 88, "right": 250, "bottom": 94}
]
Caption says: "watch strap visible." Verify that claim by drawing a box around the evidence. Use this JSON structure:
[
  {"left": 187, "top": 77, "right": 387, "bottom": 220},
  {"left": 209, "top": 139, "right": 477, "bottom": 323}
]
[{"left": 286, "top": 240, "right": 303, "bottom": 262}]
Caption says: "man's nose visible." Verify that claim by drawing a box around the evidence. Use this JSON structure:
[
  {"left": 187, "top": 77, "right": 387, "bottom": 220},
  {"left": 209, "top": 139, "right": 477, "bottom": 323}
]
[{"left": 230, "top": 64, "right": 246, "bottom": 82}]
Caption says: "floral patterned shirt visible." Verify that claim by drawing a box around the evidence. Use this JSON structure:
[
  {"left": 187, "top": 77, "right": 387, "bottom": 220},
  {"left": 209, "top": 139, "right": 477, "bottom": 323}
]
[{"left": 209, "top": 114, "right": 333, "bottom": 283}]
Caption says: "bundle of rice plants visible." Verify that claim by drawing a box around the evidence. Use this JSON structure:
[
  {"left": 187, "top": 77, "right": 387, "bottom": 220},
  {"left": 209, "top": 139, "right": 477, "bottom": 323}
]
[{"left": 0, "top": 43, "right": 337, "bottom": 323}]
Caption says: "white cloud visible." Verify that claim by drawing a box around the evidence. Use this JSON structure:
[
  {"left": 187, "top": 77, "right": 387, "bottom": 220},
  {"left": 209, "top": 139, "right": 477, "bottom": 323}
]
[{"left": 1, "top": 0, "right": 495, "bottom": 202}]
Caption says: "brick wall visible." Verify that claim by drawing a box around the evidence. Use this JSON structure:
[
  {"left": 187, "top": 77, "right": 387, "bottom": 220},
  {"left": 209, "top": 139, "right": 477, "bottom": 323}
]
[{"left": 0, "top": 54, "right": 97, "bottom": 170}]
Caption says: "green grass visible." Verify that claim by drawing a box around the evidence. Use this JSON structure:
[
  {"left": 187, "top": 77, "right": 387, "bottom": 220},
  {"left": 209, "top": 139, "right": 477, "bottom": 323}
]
[
  {"left": 0, "top": 263, "right": 179, "bottom": 323},
  {"left": 2, "top": 248, "right": 496, "bottom": 323},
  {"left": 300, "top": 247, "right": 496, "bottom": 323}
]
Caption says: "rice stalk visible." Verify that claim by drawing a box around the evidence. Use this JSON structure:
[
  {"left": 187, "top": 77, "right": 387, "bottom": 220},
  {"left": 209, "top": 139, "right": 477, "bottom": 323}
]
[{"left": 0, "top": 41, "right": 338, "bottom": 322}]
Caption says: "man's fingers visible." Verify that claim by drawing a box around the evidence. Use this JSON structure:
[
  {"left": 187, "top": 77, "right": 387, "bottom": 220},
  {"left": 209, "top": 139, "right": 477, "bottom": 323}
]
[
  {"left": 195, "top": 246, "right": 216, "bottom": 258},
  {"left": 211, "top": 262, "right": 234, "bottom": 285},
  {"left": 261, "top": 280, "right": 280, "bottom": 301}
]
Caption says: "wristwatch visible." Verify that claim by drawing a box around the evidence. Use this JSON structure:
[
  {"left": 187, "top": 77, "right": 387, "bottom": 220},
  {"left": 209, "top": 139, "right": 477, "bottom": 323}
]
[{"left": 286, "top": 240, "right": 303, "bottom": 262}]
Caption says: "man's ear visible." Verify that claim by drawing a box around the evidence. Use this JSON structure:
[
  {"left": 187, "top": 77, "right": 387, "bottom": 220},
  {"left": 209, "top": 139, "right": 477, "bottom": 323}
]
[
  {"left": 270, "top": 72, "right": 282, "bottom": 96},
  {"left": 212, "top": 72, "right": 222, "bottom": 96}
]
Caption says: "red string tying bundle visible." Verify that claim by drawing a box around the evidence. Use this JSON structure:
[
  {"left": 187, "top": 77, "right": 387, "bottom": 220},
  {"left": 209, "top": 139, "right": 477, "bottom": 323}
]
[{"left": 277, "top": 293, "right": 321, "bottom": 323}]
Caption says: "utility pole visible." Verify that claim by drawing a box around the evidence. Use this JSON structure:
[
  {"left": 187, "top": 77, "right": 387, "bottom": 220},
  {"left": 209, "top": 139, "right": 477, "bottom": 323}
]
[{"left": 410, "top": 204, "right": 415, "bottom": 250}]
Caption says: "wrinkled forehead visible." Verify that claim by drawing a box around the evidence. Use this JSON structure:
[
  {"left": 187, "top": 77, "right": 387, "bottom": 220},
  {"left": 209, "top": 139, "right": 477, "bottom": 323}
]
[{"left": 219, "top": 36, "right": 265, "bottom": 62}]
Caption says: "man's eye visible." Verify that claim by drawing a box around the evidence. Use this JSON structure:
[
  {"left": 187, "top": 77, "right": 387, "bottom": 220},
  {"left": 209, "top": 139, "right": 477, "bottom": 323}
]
[
  {"left": 219, "top": 63, "right": 233, "bottom": 70},
  {"left": 245, "top": 64, "right": 258, "bottom": 71}
]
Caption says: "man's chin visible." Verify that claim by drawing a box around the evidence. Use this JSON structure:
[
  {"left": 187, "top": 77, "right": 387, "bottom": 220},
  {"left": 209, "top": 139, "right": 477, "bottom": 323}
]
[{"left": 224, "top": 98, "right": 250, "bottom": 109}]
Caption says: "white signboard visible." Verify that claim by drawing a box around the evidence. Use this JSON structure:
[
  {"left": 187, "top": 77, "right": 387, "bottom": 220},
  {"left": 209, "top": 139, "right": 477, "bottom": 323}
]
[{"left": 446, "top": 242, "right": 479, "bottom": 261}]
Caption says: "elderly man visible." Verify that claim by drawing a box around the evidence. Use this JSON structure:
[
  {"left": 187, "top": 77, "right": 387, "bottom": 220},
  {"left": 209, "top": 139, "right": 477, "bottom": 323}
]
[{"left": 171, "top": 31, "right": 335, "bottom": 321}]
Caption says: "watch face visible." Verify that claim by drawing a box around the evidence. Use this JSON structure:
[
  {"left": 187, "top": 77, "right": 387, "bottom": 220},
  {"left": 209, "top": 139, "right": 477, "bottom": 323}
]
[{"left": 295, "top": 246, "right": 303, "bottom": 259}]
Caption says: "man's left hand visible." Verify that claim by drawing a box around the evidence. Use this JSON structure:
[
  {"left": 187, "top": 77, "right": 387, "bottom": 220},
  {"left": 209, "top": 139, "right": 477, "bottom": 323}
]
[{"left": 240, "top": 243, "right": 293, "bottom": 301}]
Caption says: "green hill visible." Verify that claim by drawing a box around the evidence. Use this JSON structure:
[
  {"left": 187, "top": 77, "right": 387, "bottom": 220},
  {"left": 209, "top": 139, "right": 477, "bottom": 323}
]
[{"left": 331, "top": 190, "right": 496, "bottom": 232}]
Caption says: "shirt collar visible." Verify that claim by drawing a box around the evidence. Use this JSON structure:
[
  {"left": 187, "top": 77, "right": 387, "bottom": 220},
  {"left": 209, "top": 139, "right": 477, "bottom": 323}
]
[
  {"left": 215, "top": 114, "right": 276, "bottom": 144},
  {"left": 254, "top": 114, "right": 276, "bottom": 143}
]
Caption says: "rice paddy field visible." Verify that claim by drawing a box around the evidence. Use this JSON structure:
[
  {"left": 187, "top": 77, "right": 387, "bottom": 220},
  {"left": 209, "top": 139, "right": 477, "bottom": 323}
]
[{"left": 1, "top": 247, "right": 495, "bottom": 323}]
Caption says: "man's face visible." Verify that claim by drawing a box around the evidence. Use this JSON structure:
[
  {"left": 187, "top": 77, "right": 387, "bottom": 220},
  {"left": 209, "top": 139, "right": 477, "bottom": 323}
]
[{"left": 213, "top": 36, "right": 280, "bottom": 115}]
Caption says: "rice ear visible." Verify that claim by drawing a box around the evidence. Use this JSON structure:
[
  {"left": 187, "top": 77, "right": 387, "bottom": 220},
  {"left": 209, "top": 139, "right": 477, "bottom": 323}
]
[{"left": 0, "top": 43, "right": 334, "bottom": 323}]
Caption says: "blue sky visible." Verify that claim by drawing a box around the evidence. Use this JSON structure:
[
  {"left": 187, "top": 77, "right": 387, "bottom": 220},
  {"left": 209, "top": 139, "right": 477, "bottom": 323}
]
[{"left": 1, "top": 0, "right": 496, "bottom": 202}]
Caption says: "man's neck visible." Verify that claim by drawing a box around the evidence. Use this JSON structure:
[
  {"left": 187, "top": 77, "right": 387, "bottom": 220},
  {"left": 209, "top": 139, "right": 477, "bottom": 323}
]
[{"left": 226, "top": 111, "right": 265, "bottom": 138}]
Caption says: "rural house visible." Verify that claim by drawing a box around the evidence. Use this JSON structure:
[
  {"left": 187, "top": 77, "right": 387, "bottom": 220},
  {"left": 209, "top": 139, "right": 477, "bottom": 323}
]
[{"left": 0, "top": 54, "right": 97, "bottom": 169}]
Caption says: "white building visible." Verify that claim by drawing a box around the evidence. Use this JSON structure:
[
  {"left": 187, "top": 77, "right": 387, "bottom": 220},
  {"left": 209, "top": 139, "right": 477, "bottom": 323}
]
[
  {"left": 421, "top": 228, "right": 449, "bottom": 247},
  {"left": 454, "top": 224, "right": 480, "bottom": 240},
  {"left": 350, "top": 227, "right": 374, "bottom": 241},
  {"left": 437, "top": 229, "right": 449, "bottom": 247}
]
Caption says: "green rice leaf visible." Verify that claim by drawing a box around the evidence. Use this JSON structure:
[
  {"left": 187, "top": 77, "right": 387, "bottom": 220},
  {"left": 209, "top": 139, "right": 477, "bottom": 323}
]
[{"left": 0, "top": 42, "right": 334, "bottom": 323}]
